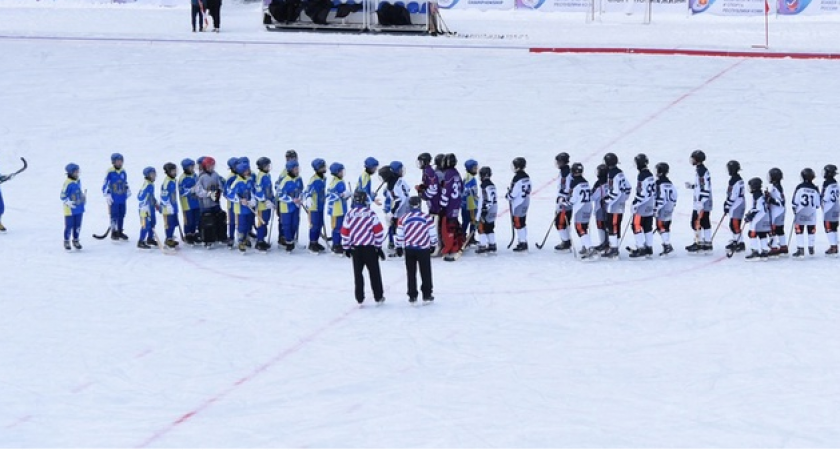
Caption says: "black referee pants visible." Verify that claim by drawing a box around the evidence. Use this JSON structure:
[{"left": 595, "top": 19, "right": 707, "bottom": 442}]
[
  {"left": 352, "top": 246, "right": 383, "bottom": 302},
  {"left": 405, "top": 247, "right": 433, "bottom": 299}
]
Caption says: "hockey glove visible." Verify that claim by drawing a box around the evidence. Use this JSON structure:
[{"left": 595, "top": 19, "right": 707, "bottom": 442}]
[
  {"left": 377, "top": 247, "right": 386, "bottom": 261},
  {"left": 248, "top": 199, "right": 257, "bottom": 208},
  {"left": 396, "top": 247, "right": 404, "bottom": 257},
  {"left": 685, "top": 182, "right": 696, "bottom": 189},
  {"left": 344, "top": 248, "right": 353, "bottom": 258},
  {"left": 265, "top": 200, "right": 275, "bottom": 210},
  {"left": 212, "top": 190, "right": 221, "bottom": 202},
  {"left": 104, "top": 193, "right": 113, "bottom": 206},
  {"left": 0, "top": 175, "right": 8, "bottom": 183},
  {"left": 430, "top": 245, "right": 436, "bottom": 254},
  {"left": 745, "top": 210, "right": 757, "bottom": 223}
]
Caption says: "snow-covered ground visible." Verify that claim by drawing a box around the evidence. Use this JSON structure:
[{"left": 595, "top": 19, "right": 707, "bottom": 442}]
[{"left": 1, "top": 2, "right": 840, "bottom": 448}]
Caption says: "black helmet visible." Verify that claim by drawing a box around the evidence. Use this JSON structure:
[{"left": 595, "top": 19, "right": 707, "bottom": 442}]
[
  {"left": 555, "top": 152, "right": 570, "bottom": 166},
  {"left": 596, "top": 164, "right": 608, "bottom": 181},
  {"left": 408, "top": 196, "right": 422, "bottom": 209},
  {"left": 285, "top": 150, "right": 298, "bottom": 160},
  {"left": 512, "top": 157, "right": 526, "bottom": 171},
  {"left": 163, "top": 162, "right": 177, "bottom": 174},
  {"left": 825, "top": 164, "right": 838, "bottom": 178},
  {"left": 434, "top": 153, "right": 445, "bottom": 168},
  {"left": 634, "top": 153, "right": 648, "bottom": 170},
  {"left": 417, "top": 152, "right": 432, "bottom": 168},
  {"left": 479, "top": 166, "right": 492, "bottom": 179},
  {"left": 257, "top": 157, "right": 271, "bottom": 171},
  {"left": 691, "top": 149, "right": 706, "bottom": 164},
  {"left": 748, "top": 177, "right": 762, "bottom": 192},
  {"left": 768, "top": 167, "right": 783, "bottom": 183},
  {"left": 604, "top": 152, "right": 618, "bottom": 167},
  {"left": 726, "top": 160, "right": 741, "bottom": 176},
  {"left": 352, "top": 188, "right": 369, "bottom": 207},
  {"left": 571, "top": 162, "right": 584, "bottom": 175},
  {"left": 655, "top": 162, "right": 669, "bottom": 177},
  {"left": 443, "top": 153, "right": 458, "bottom": 170},
  {"left": 801, "top": 167, "right": 816, "bottom": 182}
]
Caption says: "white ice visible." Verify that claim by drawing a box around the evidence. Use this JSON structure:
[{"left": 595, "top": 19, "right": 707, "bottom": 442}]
[{"left": 1, "top": 2, "right": 839, "bottom": 448}]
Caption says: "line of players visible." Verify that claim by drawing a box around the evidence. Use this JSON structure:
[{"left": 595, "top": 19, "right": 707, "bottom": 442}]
[{"left": 61, "top": 149, "right": 840, "bottom": 260}]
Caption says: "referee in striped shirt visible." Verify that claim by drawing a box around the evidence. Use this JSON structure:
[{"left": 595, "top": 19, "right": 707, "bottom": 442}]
[
  {"left": 341, "top": 189, "right": 386, "bottom": 304},
  {"left": 396, "top": 196, "right": 437, "bottom": 304}
]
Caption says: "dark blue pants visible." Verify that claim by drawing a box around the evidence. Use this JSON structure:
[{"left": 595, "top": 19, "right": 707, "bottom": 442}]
[
  {"left": 110, "top": 202, "right": 127, "bottom": 231},
  {"left": 237, "top": 212, "right": 254, "bottom": 242},
  {"left": 228, "top": 203, "right": 236, "bottom": 242},
  {"left": 331, "top": 215, "right": 344, "bottom": 246},
  {"left": 0, "top": 189, "right": 5, "bottom": 217},
  {"left": 183, "top": 208, "right": 201, "bottom": 235},
  {"left": 64, "top": 214, "right": 83, "bottom": 241},
  {"left": 309, "top": 209, "right": 323, "bottom": 243},
  {"left": 257, "top": 209, "right": 271, "bottom": 242},
  {"left": 163, "top": 213, "right": 179, "bottom": 240},
  {"left": 139, "top": 212, "right": 156, "bottom": 242},
  {"left": 282, "top": 209, "right": 300, "bottom": 243}
]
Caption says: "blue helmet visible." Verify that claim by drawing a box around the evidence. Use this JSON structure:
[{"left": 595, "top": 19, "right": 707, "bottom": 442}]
[
  {"left": 142, "top": 166, "right": 156, "bottom": 178},
  {"left": 238, "top": 156, "right": 250, "bottom": 167},
  {"left": 465, "top": 159, "right": 479, "bottom": 172},
  {"left": 312, "top": 158, "right": 326, "bottom": 171},
  {"left": 329, "top": 162, "right": 345, "bottom": 176},
  {"left": 286, "top": 160, "right": 300, "bottom": 172},
  {"left": 235, "top": 162, "right": 250, "bottom": 175},
  {"left": 110, "top": 153, "right": 124, "bottom": 163},
  {"left": 227, "top": 157, "right": 238, "bottom": 170},
  {"left": 181, "top": 158, "right": 196, "bottom": 169},
  {"left": 390, "top": 161, "right": 403, "bottom": 173},
  {"left": 364, "top": 157, "right": 379, "bottom": 170},
  {"left": 197, "top": 156, "right": 206, "bottom": 168},
  {"left": 65, "top": 163, "right": 80, "bottom": 174}
]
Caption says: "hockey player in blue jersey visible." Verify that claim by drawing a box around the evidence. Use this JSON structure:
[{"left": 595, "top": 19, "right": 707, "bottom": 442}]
[
  {"left": 160, "top": 162, "right": 180, "bottom": 249},
  {"left": 278, "top": 160, "right": 304, "bottom": 252},
  {"left": 224, "top": 157, "right": 239, "bottom": 247},
  {"left": 137, "top": 167, "right": 160, "bottom": 249},
  {"left": 102, "top": 153, "right": 130, "bottom": 241},
  {"left": 179, "top": 158, "right": 201, "bottom": 245},
  {"left": 358, "top": 157, "right": 382, "bottom": 206},
  {"left": 253, "top": 157, "right": 275, "bottom": 252},
  {"left": 461, "top": 159, "right": 479, "bottom": 246},
  {"left": 230, "top": 161, "right": 256, "bottom": 252},
  {"left": 274, "top": 150, "right": 298, "bottom": 245},
  {"left": 305, "top": 158, "right": 328, "bottom": 253},
  {"left": 326, "top": 162, "right": 350, "bottom": 255},
  {"left": 61, "top": 163, "right": 86, "bottom": 250}
]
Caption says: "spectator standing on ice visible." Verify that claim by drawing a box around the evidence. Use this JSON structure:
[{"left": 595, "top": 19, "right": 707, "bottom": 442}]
[
  {"left": 205, "top": 0, "right": 222, "bottom": 32},
  {"left": 191, "top": 0, "right": 206, "bottom": 32}
]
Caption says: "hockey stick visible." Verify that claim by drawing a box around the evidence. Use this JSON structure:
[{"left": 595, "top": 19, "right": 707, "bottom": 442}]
[
  {"left": 535, "top": 212, "right": 559, "bottom": 250},
  {"left": 726, "top": 230, "right": 744, "bottom": 258},
  {"left": 507, "top": 201, "right": 516, "bottom": 249},
  {"left": 617, "top": 216, "right": 633, "bottom": 248},
  {"left": 92, "top": 226, "right": 112, "bottom": 240},
  {"left": 0, "top": 157, "right": 27, "bottom": 184},
  {"left": 710, "top": 212, "right": 728, "bottom": 243}
]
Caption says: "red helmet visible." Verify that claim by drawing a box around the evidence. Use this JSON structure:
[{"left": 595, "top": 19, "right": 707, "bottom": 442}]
[{"left": 201, "top": 156, "right": 216, "bottom": 170}]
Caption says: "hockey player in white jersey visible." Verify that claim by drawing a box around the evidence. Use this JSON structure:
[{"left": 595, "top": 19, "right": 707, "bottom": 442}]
[
  {"left": 601, "top": 153, "right": 632, "bottom": 259},
  {"left": 506, "top": 157, "right": 531, "bottom": 252},
  {"left": 591, "top": 164, "right": 609, "bottom": 251},
  {"left": 722, "top": 160, "right": 746, "bottom": 255},
  {"left": 567, "top": 163, "right": 595, "bottom": 259},
  {"left": 685, "top": 149, "right": 713, "bottom": 253},
  {"left": 475, "top": 166, "right": 498, "bottom": 255},
  {"left": 766, "top": 168, "right": 788, "bottom": 257},
  {"left": 628, "top": 153, "right": 656, "bottom": 259},
  {"left": 553, "top": 152, "right": 573, "bottom": 252},
  {"left": 744, "top": 177, "right": 772, "bottom": 261},
  {"left": 821, "top": 164, "right": 839, "bottom": 256},
  {"left": 653, "top": 162, "right": 677, "bottom": 256},
  {"left": 791, "top": 168, "right": 820, "bottom": 258}
]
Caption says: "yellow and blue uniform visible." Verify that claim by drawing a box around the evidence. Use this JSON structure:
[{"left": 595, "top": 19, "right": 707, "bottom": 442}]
[
  {"left": 137, "top": 179, "right": 157, "bottom": 243},
  {"left": 224, "top": 170, "right": 238, "bottom": 243},
  {"left": 358, "top": 171, "right": 375, "bottom": 204},
  {"left": 61, "top": 177, "right": 85, "bottom": 241},
  {"left": 161, "top": 175, "right": 179, "bottom": 241},
  {"left": 326, "top": 176, "right": 349, "bottom": 247},
  {"left": 179, "top": 171, "right": 200, "bottom": 238},
  {"left": 278, "top": 174, "right": 304, "bottom": 243},
  {"left": 230, "top": 174, "right": 255, "bottom": 244},
  {"left": 305, "top": 173, "right": 326, "bottom": 244},
  {"left": 254, "top": 170, "right": 274, "bottom": 244},
  {"left": 461, "top": 172, "right": 479, "bottom": 236},
  {"left": 274, "top": 167, "right": 289, "bottom": 240},
  {"left": 102, "top": 167, "right": 129, "bottom": 232}
]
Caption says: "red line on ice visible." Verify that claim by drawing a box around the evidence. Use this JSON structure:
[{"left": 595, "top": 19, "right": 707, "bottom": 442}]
[
  {"left": 135, "top": 307, "right": 357, "bottom": 448},
  {"left": 498, "top": 58, "right": 744, "bottom": 216},
  {"left": 530, "top": 47, "right": 840, "bottom": 60},
  {"left": 5, "top": 415, "right": 32, "bottom": 430}
]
